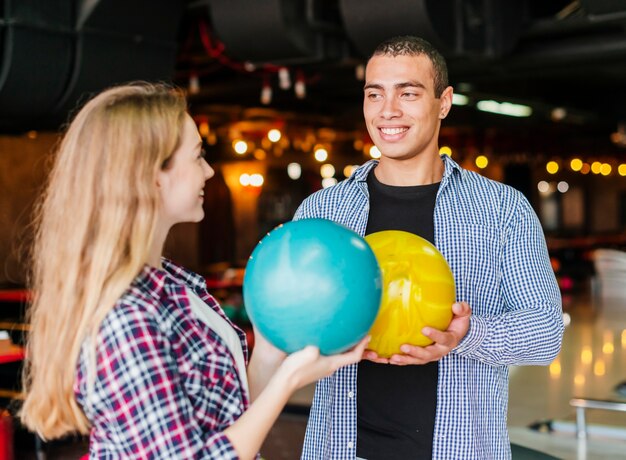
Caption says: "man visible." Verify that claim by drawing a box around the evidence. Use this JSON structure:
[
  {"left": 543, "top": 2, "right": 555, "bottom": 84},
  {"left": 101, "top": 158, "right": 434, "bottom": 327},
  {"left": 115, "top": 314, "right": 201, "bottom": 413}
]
[{"left": 294, "top": 36, "right": 563, "bottom": 459}]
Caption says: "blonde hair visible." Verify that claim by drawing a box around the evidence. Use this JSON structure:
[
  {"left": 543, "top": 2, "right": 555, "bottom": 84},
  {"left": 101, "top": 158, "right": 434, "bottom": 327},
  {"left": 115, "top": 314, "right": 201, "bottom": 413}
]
[{"left": 20, "top": 82, "right": 187, "bottom": 439}]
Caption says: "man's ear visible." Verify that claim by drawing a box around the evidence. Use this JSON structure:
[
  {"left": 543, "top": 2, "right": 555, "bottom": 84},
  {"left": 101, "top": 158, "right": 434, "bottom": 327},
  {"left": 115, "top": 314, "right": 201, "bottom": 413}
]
[{"left": 439, "top": 86, "right": 453, "bottom": 119}]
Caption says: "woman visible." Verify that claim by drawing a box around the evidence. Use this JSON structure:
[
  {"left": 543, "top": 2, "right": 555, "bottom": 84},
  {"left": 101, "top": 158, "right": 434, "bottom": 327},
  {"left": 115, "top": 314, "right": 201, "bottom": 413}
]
[{"left": 20, "top": 82, "right": 367, "bottom": 459}]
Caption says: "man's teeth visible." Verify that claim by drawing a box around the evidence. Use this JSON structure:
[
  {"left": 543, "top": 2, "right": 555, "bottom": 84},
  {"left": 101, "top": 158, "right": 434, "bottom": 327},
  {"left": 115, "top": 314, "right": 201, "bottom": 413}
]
[{"left": 380, "top": 127, "right": 407, "bottom": 135}]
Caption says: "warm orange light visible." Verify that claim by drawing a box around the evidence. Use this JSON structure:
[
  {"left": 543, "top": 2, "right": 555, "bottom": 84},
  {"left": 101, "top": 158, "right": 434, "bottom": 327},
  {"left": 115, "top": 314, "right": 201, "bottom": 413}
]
[
  {"left": 439, "top": 146, "right": 452, "bottom": 156},
  {"left": 546, "top": 161, "right": 559, "bottom": 174},
  {"left": 549, "top": 360, "right": 561, "bottom": 379},
  {"left": 475, "top": 155, "right": 488, "bottom": 169},
  {"left": 593, "top": 360, "right": 605, "bottom": 376},
  {"left": 570, "top": 158, "right": 583, "bottom": 171},
  {"left": 600, "top": 163, "right": 612, "bottom": 176},
  {"left": 581, "top": 346, "right": 592, "bottom": 365},
  {"left": 591, "top": 161, "right": 602, "bottom": 174}
]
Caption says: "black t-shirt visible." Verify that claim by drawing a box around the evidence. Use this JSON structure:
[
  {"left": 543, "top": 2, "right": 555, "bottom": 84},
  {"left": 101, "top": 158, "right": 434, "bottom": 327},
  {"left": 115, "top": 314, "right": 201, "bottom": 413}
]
[{"left": 357, "top": 169, "right": 440, "bottom": 460}]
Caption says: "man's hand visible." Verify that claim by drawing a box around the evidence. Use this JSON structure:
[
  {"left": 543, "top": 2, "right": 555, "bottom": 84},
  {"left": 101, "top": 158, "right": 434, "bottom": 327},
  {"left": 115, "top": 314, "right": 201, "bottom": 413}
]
[{"left": 362, "top": 302, "right": 472, "bottom": 365}]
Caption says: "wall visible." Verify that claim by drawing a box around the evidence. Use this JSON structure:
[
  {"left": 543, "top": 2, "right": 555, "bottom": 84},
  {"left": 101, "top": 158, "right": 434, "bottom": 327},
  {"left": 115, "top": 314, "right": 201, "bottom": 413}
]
[
  {"left": 0, "top": 133, "right": 203, "bottom": 285},
  {"left": 0, "top": 132, "right": 57, "bottom": 285}
]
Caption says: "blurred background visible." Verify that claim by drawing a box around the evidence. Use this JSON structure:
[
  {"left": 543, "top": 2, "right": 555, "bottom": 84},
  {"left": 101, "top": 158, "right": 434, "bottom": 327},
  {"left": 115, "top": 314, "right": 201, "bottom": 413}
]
[{"left": 0, "top": 1, "right": 625, "bottom": 459}]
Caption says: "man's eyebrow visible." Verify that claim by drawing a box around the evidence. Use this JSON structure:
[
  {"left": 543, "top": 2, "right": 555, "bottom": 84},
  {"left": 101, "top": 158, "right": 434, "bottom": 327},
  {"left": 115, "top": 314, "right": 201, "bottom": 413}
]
[
  {"left": 363, "top": 81, "right": 426, "bottom": 91},
  {"left": 363, "top": 83, "right": 383, "bottom": 91},
  {"left": 396, "top": 81, "right": 426, "bottom": 90}
]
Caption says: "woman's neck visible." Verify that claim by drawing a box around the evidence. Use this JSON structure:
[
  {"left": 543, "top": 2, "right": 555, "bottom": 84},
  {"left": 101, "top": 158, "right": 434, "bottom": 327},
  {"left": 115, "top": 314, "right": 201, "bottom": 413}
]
[{"left": 147, "top": 224, "right": 170, "bottom": 269}]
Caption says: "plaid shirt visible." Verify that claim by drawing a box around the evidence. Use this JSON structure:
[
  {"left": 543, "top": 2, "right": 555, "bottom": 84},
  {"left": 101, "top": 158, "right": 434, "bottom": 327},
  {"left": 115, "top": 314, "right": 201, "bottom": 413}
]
[
  {"left": 295, "top": 155, "right": 564, "bottom": 460},
  {"left": 74, "top": 259, "right": 249, "bottom": 459}
]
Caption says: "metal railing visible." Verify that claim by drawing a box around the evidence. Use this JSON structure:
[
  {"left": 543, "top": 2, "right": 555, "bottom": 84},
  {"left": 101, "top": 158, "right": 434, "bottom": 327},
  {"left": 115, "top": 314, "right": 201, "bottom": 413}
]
[{"left": 569, "top": 398, "right": 626, "bottom": 440}]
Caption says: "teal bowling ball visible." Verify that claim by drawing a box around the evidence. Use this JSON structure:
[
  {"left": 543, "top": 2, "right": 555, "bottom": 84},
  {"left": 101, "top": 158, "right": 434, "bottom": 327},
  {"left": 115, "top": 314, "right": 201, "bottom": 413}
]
[{"left": 243, "top": 218, "right": 382, "bottom": 355}]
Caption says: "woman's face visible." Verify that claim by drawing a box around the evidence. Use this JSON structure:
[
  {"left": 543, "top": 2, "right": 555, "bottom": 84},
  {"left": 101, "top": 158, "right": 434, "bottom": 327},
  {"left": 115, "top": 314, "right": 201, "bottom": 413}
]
[{"left": 157, "top": 114, "right": 214, "bottom": 228}]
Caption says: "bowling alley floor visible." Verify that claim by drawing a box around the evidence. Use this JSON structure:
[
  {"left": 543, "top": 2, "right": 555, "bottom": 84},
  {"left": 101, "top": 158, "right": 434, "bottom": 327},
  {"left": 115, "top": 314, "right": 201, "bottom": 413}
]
[{"left": 12, "top": 289, "right": 626, "bottom": 459}]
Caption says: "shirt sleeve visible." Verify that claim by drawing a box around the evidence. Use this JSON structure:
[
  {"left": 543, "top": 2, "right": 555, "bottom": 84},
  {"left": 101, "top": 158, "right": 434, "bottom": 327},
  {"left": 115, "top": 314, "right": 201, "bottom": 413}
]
[
  {"left": 89, "top": 305, "right": 241, "bottom": 459},
  {"left": 453, "top": 193, "right": 564, "bottom": 366}
]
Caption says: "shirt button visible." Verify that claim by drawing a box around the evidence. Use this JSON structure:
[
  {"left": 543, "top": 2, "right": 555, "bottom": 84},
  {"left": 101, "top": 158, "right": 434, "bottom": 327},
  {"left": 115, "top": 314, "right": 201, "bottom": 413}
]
[
  {"left": 348, "top": 391, "right": 354, "bottom": 398},
  {"left": 347, "top": 441, "right": 354, "bottom": 449}
]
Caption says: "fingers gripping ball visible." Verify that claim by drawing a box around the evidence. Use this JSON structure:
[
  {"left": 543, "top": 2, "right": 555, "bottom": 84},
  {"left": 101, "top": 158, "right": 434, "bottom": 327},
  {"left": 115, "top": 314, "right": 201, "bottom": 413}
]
[
  {"left": 365, "top": 230, "right": 456, "bottom": 358},
  {"left": 243, "top": 219, "right": 382, "bottom": 355}
]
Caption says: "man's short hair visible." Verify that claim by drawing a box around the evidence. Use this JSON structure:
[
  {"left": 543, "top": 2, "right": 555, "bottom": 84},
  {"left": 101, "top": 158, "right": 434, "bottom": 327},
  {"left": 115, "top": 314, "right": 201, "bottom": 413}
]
[{"left": 370, "top": 36, "right": 449, "bottom": 97}]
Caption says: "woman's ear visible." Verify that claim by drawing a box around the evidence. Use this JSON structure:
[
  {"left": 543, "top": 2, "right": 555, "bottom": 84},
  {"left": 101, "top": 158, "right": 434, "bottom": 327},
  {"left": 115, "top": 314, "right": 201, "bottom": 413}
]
[{"left": 156, "top": 169, "right": 166, "bottom": 189}]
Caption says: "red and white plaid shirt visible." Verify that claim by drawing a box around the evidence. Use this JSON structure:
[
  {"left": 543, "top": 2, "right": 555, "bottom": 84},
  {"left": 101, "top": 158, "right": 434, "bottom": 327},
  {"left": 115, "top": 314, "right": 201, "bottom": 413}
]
[{"left": 74, "top": 259, "right": 249, "bottom": 459}]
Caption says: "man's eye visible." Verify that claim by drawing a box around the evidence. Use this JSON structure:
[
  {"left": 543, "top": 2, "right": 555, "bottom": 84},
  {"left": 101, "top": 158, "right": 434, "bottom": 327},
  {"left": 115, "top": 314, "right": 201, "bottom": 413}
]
[
  {"left": 367, "top": 93, "right": 382, "bottom": 100},
  {"left": 199, "top": 148, "right": 207, "bottom": 159}
]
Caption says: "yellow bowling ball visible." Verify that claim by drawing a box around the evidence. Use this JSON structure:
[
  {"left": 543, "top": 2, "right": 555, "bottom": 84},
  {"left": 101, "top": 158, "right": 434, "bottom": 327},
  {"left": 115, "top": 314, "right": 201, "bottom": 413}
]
[{"left": 364, "top": 230, "right": 456, "bottom": 358}]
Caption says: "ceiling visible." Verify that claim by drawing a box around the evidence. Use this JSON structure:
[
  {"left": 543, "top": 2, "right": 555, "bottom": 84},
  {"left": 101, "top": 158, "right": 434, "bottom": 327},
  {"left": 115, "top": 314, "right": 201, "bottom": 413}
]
[
  {"left": 175, "top": 0, "right": 626, "bottom": 158},
  {"left": 1, "top": 0, "right": 626, "bottom": 159}
]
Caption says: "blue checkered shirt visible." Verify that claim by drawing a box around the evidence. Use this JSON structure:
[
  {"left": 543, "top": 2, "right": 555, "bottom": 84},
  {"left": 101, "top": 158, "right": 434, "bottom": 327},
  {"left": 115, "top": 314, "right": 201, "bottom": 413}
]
[
  {"left": 295, "top": 155, "right": 563, "bottom": 460},
  {"left": 74, "top": 259, "right": 249, "bottom": 459}
]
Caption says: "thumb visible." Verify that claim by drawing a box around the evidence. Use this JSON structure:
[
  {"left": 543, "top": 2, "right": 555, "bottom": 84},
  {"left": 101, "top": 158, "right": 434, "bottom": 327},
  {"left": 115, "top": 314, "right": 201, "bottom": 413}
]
[{"left": 452, "top": 302, "right": 471, "bottom": 317}]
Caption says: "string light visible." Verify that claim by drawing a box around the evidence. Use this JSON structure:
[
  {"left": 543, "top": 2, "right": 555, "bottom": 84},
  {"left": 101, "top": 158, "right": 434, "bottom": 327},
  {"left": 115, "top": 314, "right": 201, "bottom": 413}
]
[
  {"left": 546, "top": 161, "right": 559, "bottom": 174},
  {"left": 600, "top": 163, "right": 612, "bottom": 176},
  {"left": 369, "top": 145, "right": 381, "bottom": 159},
  {"left": 537, "top": 181, "right": 550, "bottom": 194},
  {"left": 439, "top": 146, "right": 452, "bottom": 156},
  {"left": 591, "top": 161, "right": 602, "bottom": 174},
  {"left": 475, "top": 155, "right": 488, "bottom": 169},
  {"left": 570, "top": 158, "right": 582, "bottom": 171},
  {"left": 233, "top": 140, "right": 247, "bottom": 155},
  {"left": 287, "top": 163, "right": 302, "bottom": 180},
  {"left": 314, "top": 147, "right": 328, "bottom": 162},
  {"left": 320, "top": 164, "right": 335, "bottom": 178},
  {"left": 267, "top": 129, "right": 281, "bottom": 142},
  {"left": 322, "top": 178, "right": 338, "bottom": 188}
]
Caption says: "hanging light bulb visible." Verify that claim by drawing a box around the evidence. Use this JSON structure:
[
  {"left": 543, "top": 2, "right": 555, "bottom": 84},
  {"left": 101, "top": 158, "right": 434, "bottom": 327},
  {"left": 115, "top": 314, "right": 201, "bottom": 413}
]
[
  {"left": 278, "top": 67, "right": 291, "bottom": 90},
  {"left": 188, "top": 72, "right": 200, "bottom": 95},
  {"left": 295, "top": 70, "right": 306, "bottom": 99},
  {"left": 355, "top": 64, "right": 365, "bottom": 81},
  {"left": 261, "top": 77, "right": 272, "bottom": 105}
]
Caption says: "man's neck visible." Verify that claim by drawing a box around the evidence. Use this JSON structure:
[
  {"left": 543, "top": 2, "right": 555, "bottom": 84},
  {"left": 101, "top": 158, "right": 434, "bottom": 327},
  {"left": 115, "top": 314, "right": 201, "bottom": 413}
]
[{"left": 374, "top": 152, "right": 444, "bottom": 186}]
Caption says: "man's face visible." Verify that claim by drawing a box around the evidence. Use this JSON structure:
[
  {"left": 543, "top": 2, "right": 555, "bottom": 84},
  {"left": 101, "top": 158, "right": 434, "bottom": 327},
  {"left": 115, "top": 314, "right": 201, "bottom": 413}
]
[{"left": 363, "top": 54, "right": 451, "bottom": 162}]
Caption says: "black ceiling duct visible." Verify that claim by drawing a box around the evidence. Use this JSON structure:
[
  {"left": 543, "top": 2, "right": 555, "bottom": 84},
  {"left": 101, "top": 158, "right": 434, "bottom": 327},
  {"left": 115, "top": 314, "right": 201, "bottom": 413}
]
[
  {"left": 580, "top": 0, "right": 626, "bottom": 17},
  {"left": 207, "top": 0, "right": 335, "bottom": 64},
  {"left": 0, "top": 0, "right": 184, "bottom": 132},
  {"left": 339, "top": 0, "right": 526, "bottom": 59},
  {"left": 50, "top": 0, "right": 184, "bottom": 127},
  {"left": 0, "top": 0, "right": 73, "bottom": 130}
]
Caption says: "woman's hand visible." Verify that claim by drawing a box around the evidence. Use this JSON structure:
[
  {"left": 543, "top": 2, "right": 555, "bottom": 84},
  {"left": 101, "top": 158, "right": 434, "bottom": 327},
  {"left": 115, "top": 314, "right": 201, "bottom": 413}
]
[{"left": 277, "top": 336, "right": 370, "bottom": 391}]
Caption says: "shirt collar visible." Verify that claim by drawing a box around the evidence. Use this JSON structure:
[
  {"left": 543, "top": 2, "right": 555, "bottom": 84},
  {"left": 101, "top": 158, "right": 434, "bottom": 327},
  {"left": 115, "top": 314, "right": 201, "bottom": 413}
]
[{"left": 135, "top": 258, "right": 207, "bottom": 301}]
